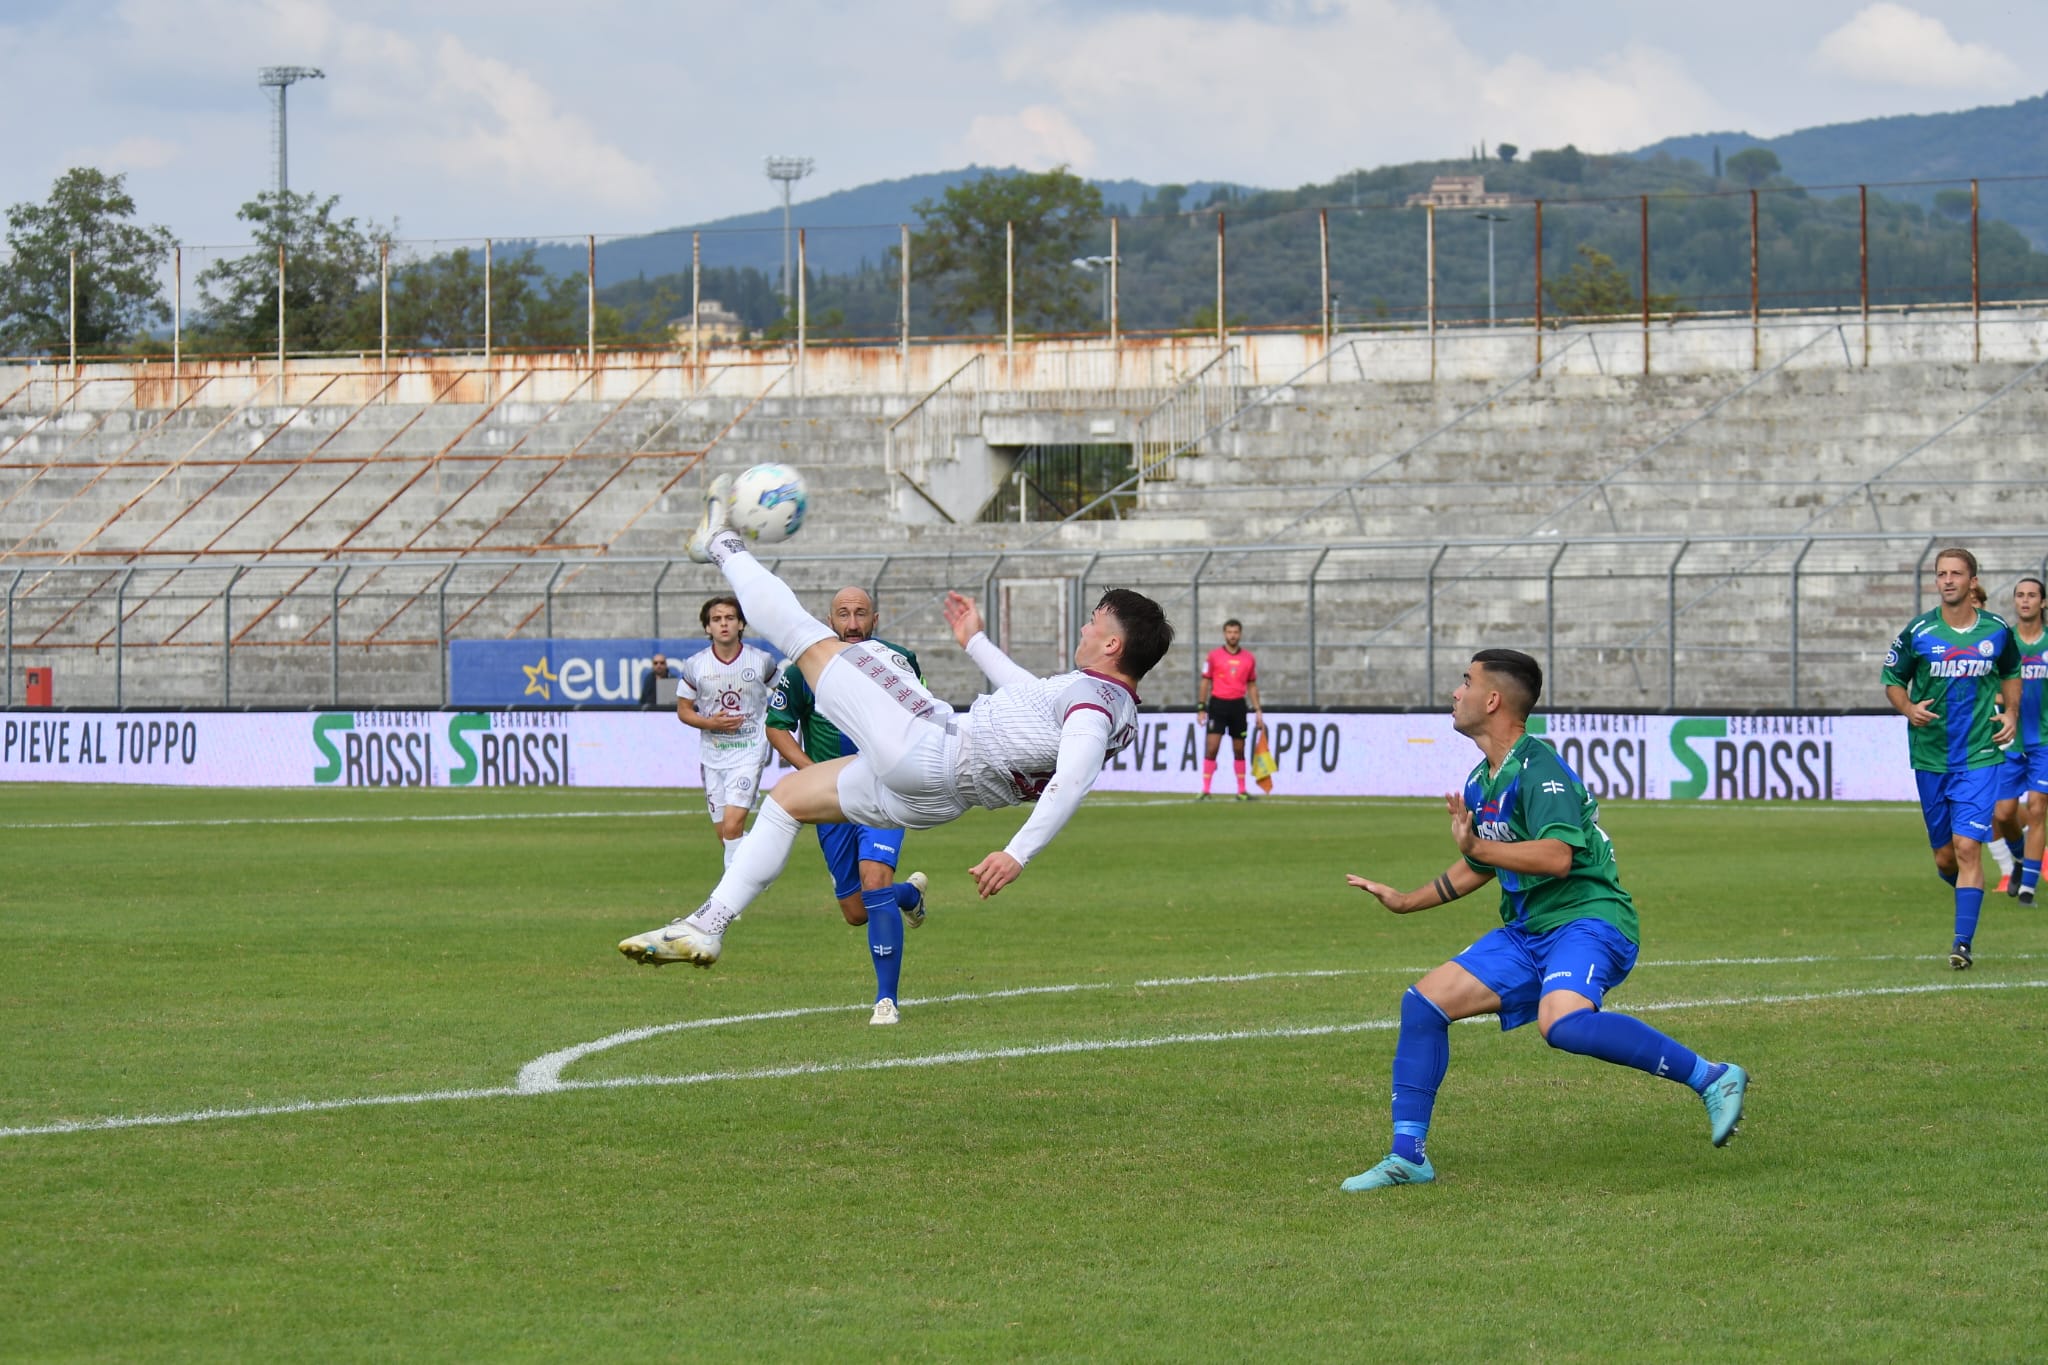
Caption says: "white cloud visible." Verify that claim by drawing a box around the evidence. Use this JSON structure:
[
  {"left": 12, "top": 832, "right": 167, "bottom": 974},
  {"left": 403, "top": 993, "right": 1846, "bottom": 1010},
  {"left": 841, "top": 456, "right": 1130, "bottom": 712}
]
[
  {"left": 953, "top": 105, "right": 1099, "bottom": 172},
  {"left": 982, "top": 0, "right": 1723, "bottom": 187},
  {"left": 1815, "top": 3, "right": 2018, "bottom": 89}
]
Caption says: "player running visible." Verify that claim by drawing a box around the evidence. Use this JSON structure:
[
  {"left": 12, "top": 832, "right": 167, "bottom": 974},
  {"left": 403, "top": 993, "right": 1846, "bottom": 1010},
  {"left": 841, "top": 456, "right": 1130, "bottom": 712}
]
[
  {"left": 673, "top": 595, "right": 776, "bottom": 868},
  {"left": 1342, "top": 648, "right": 1748, "bottom": 1192},
  {"left": 1996, "top": 577, "right": 2048, "bottom": 905},
  {"left": 1882, "top": 547, "right": 2021, "bottom": 968},
  {"left": 1197, "top": 618, "right": 1263, "bottom": 801},
  {"left": 617, "top": 478, "right": 1172, "bottom": 968},
  {"left": 766, "top": 586, "right": 930, "bottom": 1025}
]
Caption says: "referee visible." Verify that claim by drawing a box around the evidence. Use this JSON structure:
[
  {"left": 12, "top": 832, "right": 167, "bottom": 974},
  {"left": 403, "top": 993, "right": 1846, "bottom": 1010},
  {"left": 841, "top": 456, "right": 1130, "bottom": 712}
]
[{"left": 1198, "top": 618, "right": 1263, "bottom": 800}]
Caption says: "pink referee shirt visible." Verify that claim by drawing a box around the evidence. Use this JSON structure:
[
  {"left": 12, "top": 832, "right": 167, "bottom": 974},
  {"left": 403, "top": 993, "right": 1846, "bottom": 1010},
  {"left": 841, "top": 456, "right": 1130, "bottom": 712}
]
[{"left": 1202, "top": 646, "right": 1256, "bottom": 701}]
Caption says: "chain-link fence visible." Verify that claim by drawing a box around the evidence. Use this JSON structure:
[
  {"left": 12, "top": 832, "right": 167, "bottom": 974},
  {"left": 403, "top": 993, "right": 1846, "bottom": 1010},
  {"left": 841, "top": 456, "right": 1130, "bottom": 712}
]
[{"left": 9, "top": 529, "right": 2043, "bottom": 713}]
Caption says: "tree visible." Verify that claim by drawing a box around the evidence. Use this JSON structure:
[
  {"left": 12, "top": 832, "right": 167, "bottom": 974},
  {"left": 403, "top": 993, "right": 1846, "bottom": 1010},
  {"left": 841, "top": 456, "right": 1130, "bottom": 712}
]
[
  {"left": 1496, "top": 143, "right": 1519, "bottom": 163},
  {"left": 1, "top": 168, "right": 174, "bottom": 354},
  {"left": 382, "top": 246, "right": 609, "bottom": 350},
  {"left": 1726, "top": 148, "right": 1781, "bottom": 189},
  {"left": 1933, "top": 188, "right": 1975, "bottom": 222},
  {"left": 1140, "top": 184, "right": 1187, "bottom": 217},
  {"left": 193, "top": 191, "right": 388, "bottom": 352},
  {"left": 1545, "top": 244, "right": 1679, "bottom": 320},
  {"left": 907, "top": 168, "right": 1105, "bottom": 333},
  {"left": 1527, "top": 145, "right": 1585, "bottom": 183}
]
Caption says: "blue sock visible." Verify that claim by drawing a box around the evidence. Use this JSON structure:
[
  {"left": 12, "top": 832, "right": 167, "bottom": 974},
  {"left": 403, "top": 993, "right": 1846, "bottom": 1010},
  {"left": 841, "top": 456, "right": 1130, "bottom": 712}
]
[
  {"left": 1390, "top": 988, "right": 1450, "bottom": 1163},
  {"left": 1545, "top": 1009, "right": 1703, "bottom": 1089},
  {"left": 1954, "top": 886, "right": 1983, "bottom": 947},
  {"left": 863, "top": 888, "right": 903, "bottom": 1003},
  {"left": 892, "top": 879, "right": 922, "bottom": 913},
  {"left": 2023, "top": 859, "right": 2041, "bottom": 893},
  {"left": 2008, "top": 836, "right": 2026, "bottom": 864},
  {"left": 1939, "top": 865, "right": 1959, "bottom": 887}
]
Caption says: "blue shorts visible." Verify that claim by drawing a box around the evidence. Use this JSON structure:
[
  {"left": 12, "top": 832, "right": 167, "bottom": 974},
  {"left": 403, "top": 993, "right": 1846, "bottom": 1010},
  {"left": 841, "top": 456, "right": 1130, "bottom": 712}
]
[
  {"left": 1454, "top": 918, "right": 1640, "bottom": 1032},
  {"left": 1916, "top": 766, "right": 2000, "bottom": 848},
  {"left": 816, "top": 822, "right": 904, "bottom": 900},
  {"left": 1996, "top": 749, "right": 2048, "bottom": 803}
]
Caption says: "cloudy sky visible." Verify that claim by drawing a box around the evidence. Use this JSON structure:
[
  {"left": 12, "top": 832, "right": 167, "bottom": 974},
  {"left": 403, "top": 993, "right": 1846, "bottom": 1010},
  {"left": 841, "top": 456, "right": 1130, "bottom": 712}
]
[{"left": 1, "top": 0, "right": 2040, "bottom": 247}]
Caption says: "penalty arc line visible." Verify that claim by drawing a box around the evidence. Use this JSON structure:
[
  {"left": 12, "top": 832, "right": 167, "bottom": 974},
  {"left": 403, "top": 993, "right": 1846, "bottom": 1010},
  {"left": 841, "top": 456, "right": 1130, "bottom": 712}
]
[
  {"left": 511, "top": 950, "right": 2048, "bottom": 1093},
  {"left": 3, "top": 977, "right": 2042, "bottom": 1141}
]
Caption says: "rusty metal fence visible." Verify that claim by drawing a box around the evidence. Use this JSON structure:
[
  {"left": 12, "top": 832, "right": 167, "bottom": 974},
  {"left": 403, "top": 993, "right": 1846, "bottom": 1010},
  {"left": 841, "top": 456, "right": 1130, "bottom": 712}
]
[
  {"left": 10, "top": 172, "right": 2048, "bottom": 375},
  {"left": 9, "top": 530, "right": 2048, "bottom": 714}
]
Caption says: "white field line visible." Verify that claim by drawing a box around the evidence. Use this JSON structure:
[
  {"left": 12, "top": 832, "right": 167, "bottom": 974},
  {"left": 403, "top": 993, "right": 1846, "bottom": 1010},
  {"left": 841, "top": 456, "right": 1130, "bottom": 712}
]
[
  {"left": 0, "top": 795, "right": 1919, "bottom": 830},
  {"left": 4, "top": 972, "right": 2042, "bottom": 1141},
  {"left": 511, "top": 952, "right": 2047, "bottom": 1093},
  {"left": 0, "top": 809, "right": 700, "bottom": 831}
]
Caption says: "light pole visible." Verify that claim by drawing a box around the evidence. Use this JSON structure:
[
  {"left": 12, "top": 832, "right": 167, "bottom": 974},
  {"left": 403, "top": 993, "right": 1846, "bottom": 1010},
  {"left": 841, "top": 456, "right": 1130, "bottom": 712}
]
[
  {"left": 764, "top": 156, "right": 815, "bottom": 307},
  {"left": 1475, "top": 212, "right": 1508, "bottom": 326},
  {"left": 1071, "top": 255, "right": 1114, "bottom": 327},
  {"left": 258, "top": 66, "right": 324, "bottom": 196}
]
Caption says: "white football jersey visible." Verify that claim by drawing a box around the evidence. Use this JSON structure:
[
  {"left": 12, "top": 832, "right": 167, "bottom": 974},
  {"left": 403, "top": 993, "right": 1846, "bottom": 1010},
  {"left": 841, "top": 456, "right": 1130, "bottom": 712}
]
[
  {"left": 957, "top": 669, "right": 1139, "bottom": 808},
  {"left": 675, "top": 642, "right": 776, "bottom": 764}
]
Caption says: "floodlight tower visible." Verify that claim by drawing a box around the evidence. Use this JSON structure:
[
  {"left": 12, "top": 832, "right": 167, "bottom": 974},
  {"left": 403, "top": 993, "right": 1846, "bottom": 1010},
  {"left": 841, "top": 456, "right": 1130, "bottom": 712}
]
[
  {"left": 764, "top": 155, "right": 815, "bottom": 303},
  {"left": 259, "top": 66, "right": 325, "bottom": 195}
]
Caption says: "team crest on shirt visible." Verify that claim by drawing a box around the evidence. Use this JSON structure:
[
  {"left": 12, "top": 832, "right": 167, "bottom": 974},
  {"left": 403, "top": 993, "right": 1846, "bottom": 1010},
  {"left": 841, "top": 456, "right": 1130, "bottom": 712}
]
[{"left": 1979, "top": 639, "right": 1996, "bottom": 656}]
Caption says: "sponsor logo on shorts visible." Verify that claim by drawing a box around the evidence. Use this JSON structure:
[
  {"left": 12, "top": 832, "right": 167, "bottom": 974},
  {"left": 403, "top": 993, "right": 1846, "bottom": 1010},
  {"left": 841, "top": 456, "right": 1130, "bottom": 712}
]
[{"left": 1542, "top": 969, "right": 1573, "bottom": 983}]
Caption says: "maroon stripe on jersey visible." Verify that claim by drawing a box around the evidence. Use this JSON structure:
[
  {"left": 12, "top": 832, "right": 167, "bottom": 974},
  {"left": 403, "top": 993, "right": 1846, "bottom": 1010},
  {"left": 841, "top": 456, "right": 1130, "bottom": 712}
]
[
  {"left": 1064, "top": 702, "right": 1113, "bottom": 724},
  {"left": 1081, "top": 668, "right": 1140, "bottom": 702}
]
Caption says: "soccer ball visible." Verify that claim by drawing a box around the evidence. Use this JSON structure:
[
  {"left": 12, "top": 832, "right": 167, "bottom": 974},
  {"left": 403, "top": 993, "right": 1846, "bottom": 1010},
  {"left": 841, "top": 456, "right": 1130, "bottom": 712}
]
[{"left": 726, "top": 463, "right": 809, "bottom": 544}]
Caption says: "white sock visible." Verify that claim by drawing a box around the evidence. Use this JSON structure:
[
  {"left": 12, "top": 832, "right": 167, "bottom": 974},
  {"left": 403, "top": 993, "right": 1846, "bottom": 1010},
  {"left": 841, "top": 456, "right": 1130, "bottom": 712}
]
[
  {"left": 1989, "top": 837, "right": 2016, "bottom": 875},
  {"left": 713, "top": 543, "right": 835, "bottom": 659},
  {"left": 722, "top": 837, "right": 741, "bottom": 869},
  {"left": 687, "top": 798, "right": 801, "bottom": 928}
]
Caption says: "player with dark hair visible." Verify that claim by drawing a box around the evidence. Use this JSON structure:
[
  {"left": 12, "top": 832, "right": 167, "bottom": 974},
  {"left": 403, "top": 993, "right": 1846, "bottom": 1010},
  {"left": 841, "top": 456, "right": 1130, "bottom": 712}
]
[
  {"left": 765, "top": 585, "right": 930, "bottom": 1025},
  {"left": 617, "top": 479, "right": 1173, "bottom": 968},
  {"left": 1995, "top": 577, "right": 2048, "bottom": 905},
  {"left": 1883, "top": 547, "right": 2021, "bottom": 968},
  {"left": 1340, "top": 647, "right": 1748, "bottom": 1191},
  {"left": 672, "top": 595, "right": 776, "bottom": 868},
  {"left": 1198, "top": 618, "right": 1263, "bottom": 801}
]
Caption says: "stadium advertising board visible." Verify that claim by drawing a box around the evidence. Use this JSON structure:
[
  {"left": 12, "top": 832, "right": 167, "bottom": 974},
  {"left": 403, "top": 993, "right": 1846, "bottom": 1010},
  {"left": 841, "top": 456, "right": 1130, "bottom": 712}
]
[
  {"left": 0, "top": 710, "right": 1915, "bottom": 799},
  {"left": 448, "top": 638, "right": 770, "bottom": 706}
]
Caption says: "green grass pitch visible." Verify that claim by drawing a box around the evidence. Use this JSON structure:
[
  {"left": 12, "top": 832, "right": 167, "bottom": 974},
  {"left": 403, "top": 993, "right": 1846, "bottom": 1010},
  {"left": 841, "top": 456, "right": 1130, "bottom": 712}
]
[{"left": 3, "top": 784, "right": 2045, "bottom": 1360}]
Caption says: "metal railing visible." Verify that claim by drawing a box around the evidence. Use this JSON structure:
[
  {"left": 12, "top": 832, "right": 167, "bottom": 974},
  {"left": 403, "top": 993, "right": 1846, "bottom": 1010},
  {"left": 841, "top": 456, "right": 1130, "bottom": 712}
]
[{"left": 9, "top": 530, "right": 2046, "bottom": 715}]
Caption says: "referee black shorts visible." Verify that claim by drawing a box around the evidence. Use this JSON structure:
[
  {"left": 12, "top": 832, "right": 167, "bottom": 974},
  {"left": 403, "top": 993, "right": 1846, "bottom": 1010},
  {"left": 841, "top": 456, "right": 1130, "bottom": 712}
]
[{"left": 1205, "top": 697, "right": 1249, "bottom": 739}]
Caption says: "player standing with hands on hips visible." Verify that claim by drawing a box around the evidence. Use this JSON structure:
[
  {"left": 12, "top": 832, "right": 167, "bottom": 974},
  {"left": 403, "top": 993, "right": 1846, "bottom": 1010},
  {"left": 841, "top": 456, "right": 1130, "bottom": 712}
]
[
  {"left": 1882, "top": 547, "right": 2021, "bottom": 968},
  {"left": 1198, "top": 619, "right": 1262, "bottom": 800},
  {"left": 1341, "top": 648, "right": 1747, "bottom": 1191}
]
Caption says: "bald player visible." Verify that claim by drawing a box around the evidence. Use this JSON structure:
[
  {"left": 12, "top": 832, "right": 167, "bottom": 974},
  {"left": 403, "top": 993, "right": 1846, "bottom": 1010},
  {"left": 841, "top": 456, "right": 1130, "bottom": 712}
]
[{"left": 764, "top": 586, "right": 929, "bottom": 1026}]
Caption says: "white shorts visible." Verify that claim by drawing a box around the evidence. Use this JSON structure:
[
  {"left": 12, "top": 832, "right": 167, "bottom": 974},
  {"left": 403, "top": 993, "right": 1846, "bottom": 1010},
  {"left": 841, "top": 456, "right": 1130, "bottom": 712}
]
[
  {"left": 814, "top": 643, "right": 965, "bottom": 829},
  {"left": 702, "top": 756, "right": 768, "bottom": 819}
]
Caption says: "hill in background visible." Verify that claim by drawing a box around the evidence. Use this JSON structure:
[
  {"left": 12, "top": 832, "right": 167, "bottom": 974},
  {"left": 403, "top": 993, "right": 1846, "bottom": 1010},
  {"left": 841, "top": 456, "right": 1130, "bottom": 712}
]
[{"left": 1630, "top": 91, "right": 2048, "bottom": 244}]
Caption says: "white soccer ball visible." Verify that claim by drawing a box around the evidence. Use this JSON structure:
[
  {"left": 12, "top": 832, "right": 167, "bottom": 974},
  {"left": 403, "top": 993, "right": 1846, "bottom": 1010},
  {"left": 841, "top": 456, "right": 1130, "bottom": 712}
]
[{"left": 726, "top": 463, "right": 809, "bottom": 544}]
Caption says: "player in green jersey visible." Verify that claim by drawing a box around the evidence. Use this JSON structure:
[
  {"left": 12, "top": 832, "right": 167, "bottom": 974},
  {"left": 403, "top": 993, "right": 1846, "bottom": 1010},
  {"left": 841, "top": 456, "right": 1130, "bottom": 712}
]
[
  {"left": 1881, "top": 547, "right": 2021, "bottom": 969},
  {"left": 764, "top": 586, "right": 928, "bottom": 1026},
  {"left": 1340, "top": 648, "right": 1747, "bottom": 1192},
  {"left": 1998, "top": 577, "right": 2048, "bottom": 905}
]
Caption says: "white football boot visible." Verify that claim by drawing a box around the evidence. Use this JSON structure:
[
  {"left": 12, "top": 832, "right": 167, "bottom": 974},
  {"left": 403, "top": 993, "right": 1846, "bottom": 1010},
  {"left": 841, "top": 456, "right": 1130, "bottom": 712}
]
[
  {"left": 900, "top": 870, "right": 928, "bottom": 930},
  {"left": 617, "top": 916, "right": 723, "bottom": 968},
  {"left": 869, "top": 998, "right": 900, "bottom": 1026},
  {"left": 685, "top": 473, "right": 734, "bottom": 564}
]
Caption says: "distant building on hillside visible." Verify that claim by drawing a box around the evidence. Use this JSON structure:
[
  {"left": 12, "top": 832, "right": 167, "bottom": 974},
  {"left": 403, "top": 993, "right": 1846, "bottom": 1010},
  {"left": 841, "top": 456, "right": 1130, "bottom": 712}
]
[
  {"left": 1405, "top": 175, "right": 1515, "bottom": 210},
  {"left": 669, "top": 299, "right": 746, "bottom": 344}
]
